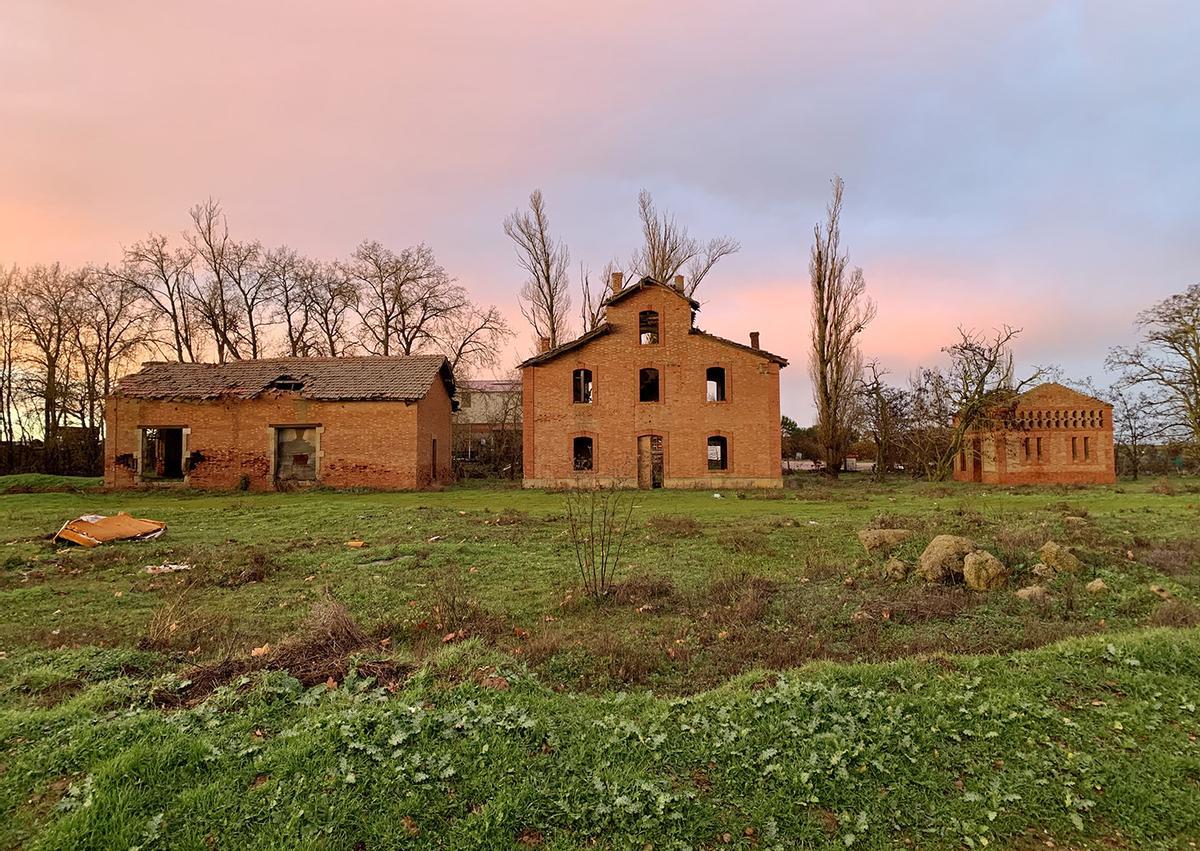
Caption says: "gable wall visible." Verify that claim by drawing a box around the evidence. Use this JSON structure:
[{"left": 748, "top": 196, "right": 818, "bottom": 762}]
[{"left": 522, "top": 286, "right": 782, "bottom": 488}]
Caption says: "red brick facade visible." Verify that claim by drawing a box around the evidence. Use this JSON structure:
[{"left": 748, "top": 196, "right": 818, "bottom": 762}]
[
  {"left": 952, "top": 382, "right": 1116, "bottom": 485},
  {"left": 105, "top": 358, "right": 453, "bottom": 491},
  {"left": 520, "top": 276, "right": 787, "bottom": 488}
]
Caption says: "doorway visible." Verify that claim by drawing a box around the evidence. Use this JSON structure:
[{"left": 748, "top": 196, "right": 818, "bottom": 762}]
[
  {"left": 637, "top": 434, "right": 664, "bottom": 489},
  {"left": 275, "top": 426, "right": 318, "bottom": 482},
  {"left": 141, "top": 428, "right": 184, "bottom": 480}
]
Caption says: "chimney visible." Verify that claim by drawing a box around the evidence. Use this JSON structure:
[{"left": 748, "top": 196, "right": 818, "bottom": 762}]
[
  {"left": 538, "top": 336, "right": 551, "bottom": 353},
  {"left": 610, "top": 271, "right": 624, "bottom": 294},
  {"left": 749, "top": 331, "right": 760, "bottom": 350},
  {"left": 673, "top": 274, "right": 685, "bottom": 292}
]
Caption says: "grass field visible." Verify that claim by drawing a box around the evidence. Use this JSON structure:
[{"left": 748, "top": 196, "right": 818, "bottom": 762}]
[{"left": 2, "top": 474, "right": 1199, "bottom": 848}]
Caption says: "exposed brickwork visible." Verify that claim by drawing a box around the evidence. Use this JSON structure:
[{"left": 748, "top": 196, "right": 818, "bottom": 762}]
[
  {"left": 105, "top": 373, "right": 453, "bottom": 492},
  {"left": 521, "top": 280, "right": 786, "bottom": 489},
  {"left": 952, "top": 382, "right": 1116, "bottom": 485}
]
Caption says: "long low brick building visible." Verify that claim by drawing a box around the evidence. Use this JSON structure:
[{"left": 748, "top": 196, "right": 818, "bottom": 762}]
[
  {"left": 519, "top": 273, "right": 788, "bottom": 489},
  {"left": 105, "top": 355, "right": 455, "bottom": 491}
]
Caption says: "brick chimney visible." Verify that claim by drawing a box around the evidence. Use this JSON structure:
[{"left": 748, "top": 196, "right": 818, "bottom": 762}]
[
  {"left": 538, "top": 336, "right": 551, "bottom": 353},
  {"left": 749, "top": 331, "right": 760, "bottom": 350},
  {"left": 610, "top": 271, "right": 624, "bottom": 294},
  {"left": 673, "top": 274, "right": 685, "bottom": 292}
]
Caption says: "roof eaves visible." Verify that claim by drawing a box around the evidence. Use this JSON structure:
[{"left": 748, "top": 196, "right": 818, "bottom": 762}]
[
  {"left": 517, "top": 324, "right": 613, "bottom": 368},
  {"left": 688, "top": 328, "right": 789, "bottom": 366}
]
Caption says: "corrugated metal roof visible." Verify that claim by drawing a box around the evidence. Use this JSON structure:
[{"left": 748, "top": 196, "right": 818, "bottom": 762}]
[{"left": 114, "top": 355, "right": 453, "bottom": 402}]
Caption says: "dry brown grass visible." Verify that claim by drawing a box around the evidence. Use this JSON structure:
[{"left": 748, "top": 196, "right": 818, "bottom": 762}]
[
  {"left": 1147, "top": 600, "right": 1200, "bottom": 627},
  {"left": 611, "top": 573, "right": 677, "bottom": 606},
  {"left": 699, "top": 572, "right": 777, "bottom": 627},
  {"left": 646, "top": 515, "right": 701, "bottom": 538},
  {"left": 717, "top": 529, "right": 772, "bottom": 555}
]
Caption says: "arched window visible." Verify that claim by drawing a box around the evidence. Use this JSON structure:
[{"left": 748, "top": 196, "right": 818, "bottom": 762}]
[
  {"left": 639, "top": 310, "right": 659, "bottom": 345},
  {"left": 572, "top": 368, "right": 593, "bottom": 404},
  {"left": 639, "top": 368, "right": 660, "bottom": 402},
  {"left": 706, "top": 366, "right": 726, "bottom": 402},
  {"left": 572, "top": 436, "right": 594, "bottom": 471},
  {"left": 707, "top": 435, "right": 728, "bottom": 471}
]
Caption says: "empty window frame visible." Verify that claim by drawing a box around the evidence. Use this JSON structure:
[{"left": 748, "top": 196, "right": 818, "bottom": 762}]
[
  {"left": 1022, "top": 437, "right": 1031, "bottom": 461},
  {"left": 707, "top": 435, "right": 728, "bottom": 471},
  {"left": 572, "top": 368, "right": 593, "bottom": 404},
  {"left": 1083, "top": 436, "right": 1090, "bottom": 460},
  {"left": 639, "top": 367, "right": 660, "bottom": 402},
  {"left": 639, "top": 310, "right": 660, "bottom": 345},
  {"left": 276, "top": 426, "right": 318, "bottom": 481},
  {"left": 572, "top": 436, "right": 594, "bottom": 471},
  {"left": 1071, "top": 436, "right": 1079, "bottom": 461},
  {"left": 706, "top": 366, "right": 726, "bottom": 402},
  {"left": 1036, "top": 437, "right": 1043, "bottom": 461}
]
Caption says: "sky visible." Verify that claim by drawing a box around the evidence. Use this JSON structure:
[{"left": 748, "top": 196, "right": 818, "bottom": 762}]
[{"left": 1, "top": 1, "right": 1198, "bottom": 422}]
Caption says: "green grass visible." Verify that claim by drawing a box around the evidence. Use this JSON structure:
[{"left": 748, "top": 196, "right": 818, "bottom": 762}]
[
  {"left": 0, "top": 473, "right": 103, "bottom": 494},
  {"left": 1, "top": 476, "right": 1199, "bottom": 847}
]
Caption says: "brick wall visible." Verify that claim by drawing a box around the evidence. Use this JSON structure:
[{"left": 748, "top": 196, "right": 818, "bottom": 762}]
[
  {"left": 522, "top": 285, "right": 783, "bottom": 488},
  {"left": 105, "top": 390, "right": 452, "bottom": 491},
  {"left": 952, "top": 383, "right": 1116, "bottom": 485}
]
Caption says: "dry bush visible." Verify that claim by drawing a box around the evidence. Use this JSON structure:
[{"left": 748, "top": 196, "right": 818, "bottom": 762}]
[
  {"left": 992, "top": 523, "right": 1053, "bottom": 565},
  {"left": 423, "top": 565, "right": 508, "bottom": 640},
  {"left": 801, "top": 548, "right": 843, "bottom": 581},
  {"left": 1147, "top": 600, "right": 1200, "bottom": 627},
  {"left": 857, "top": 584, "right": 977, "bottom": 624},
  {"left": 717, "top": 529, "right": 772, "bottom": 555},
  {"left": 218, "top": 548, "right": 278, "bottom": 587},
  {"left": 588, "top": 634, "right": 662, "bottom": 685},
  {"left": 1150, "top": 480, "right": 1177, "bottom": 496},
  {"left": 140, "top": 591, "right": 219, "bottom": 652},
  {"left": 611, "top": 573, "right": 677, "bottom": 606},
  {"left": 564, "top": 484, "right": 636, "bottom": 598},
  {"left": 700, "top": 572, "right": 777, "bottom": 626},
  {"left": 646, "top": 515, "right": 701, "bottom": 538},
  {"left": 1136, "top": 540, "right": 1200, "bottom": 576}
]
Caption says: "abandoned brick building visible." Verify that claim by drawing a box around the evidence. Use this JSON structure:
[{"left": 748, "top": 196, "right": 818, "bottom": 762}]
[
  {"left": 952, "top": 382, "right": 1116, "bottom": 485},
  {"left": 105, "top": 355, "right": 455, "bottom": 491},
  {"left": 519, "top": 273, "right": 788, "bottom": 489}
]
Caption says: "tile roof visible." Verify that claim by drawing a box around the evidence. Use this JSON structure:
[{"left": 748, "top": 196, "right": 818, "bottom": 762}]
[
  {"left": 114, "top": 355, "right": 454, "bottom": 402},
  {"left": 688, "top": 328, "right": 789, "bottom": 366},
  {"left": 516, "top": 323, "right": 614, "bottom": 368}
]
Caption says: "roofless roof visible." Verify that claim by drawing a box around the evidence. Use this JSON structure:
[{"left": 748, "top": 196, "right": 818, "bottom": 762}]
[{"left": 601, "top": 275, "right": 701, "bottom": 310}]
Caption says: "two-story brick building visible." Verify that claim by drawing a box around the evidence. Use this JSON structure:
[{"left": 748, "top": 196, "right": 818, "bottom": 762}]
[
  {"left": 952, "top": 382, "right": 1116, "bottom": 485},
  {"left": 519, "top": 274, "right": 787, "bottom": 489},
  {"left": 105, "top": 355, "right": 455, "bottom": 491}
]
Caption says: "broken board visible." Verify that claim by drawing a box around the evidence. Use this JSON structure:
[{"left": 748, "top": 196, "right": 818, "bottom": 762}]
[{"left": 54, "top": 513, "right": 167, "bottom": 548}]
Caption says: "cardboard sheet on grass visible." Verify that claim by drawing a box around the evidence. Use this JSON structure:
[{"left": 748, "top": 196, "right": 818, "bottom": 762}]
[{"left": 55, "top": 513, "right": 166, "bottom": 547}]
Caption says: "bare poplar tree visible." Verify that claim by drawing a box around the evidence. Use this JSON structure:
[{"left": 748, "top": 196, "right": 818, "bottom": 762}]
[
  {"left": 578, "top": 261, "right": 615, "bottom": 333},
  {"left": 1107, "top": 283, "right": 1200, "bottom": 446},
  {"left": 0, "top": 266, "right": 23, "bottom": 468},
  {"left": 111, "top": 233, "right": 198, "bottom": 362},
  {"left": 809, "top": 177, "right": 875, "bottom": 477},
  {"left": 187, "top": 198, "right": 242, "bottom": 362},
  {"left": 630, "top": 190, "right": 739, "bottom": 297},
  {"left": 504, "top": 190, "right": 572, "bottom": 348}
]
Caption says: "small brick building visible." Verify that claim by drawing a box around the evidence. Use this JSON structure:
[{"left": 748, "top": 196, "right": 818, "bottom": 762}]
[
  {"left": 105, "top": 355, "right": 455, "bottom": 491},
  {"left": 952, "top": 382, "right": 1116, "bottom": 485},
  {"left": 519, "top": 274, "right": 788, "bottom": 489}
]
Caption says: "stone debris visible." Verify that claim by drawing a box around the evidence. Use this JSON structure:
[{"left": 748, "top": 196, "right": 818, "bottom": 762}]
[
  {"left": 857, "top": 528, "right": 914, "bottom": 556},
  {"left": 1015, "top": 585, "right": 1050, "bottom": 604},
  {"left": 1038, "top": 541, "right": 1083, "bottom": 574},
  {"left": 963, "top": 550, "right": 1011, "bottom": 591},
  {"left": 917, "top": 535, "right": 978, "bottom": 583},
  {"left": 1085, "top": 578, "right": 1108, "bottom": 594}
]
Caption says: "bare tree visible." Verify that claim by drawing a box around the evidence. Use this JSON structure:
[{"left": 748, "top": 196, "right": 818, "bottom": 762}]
[
  {"left": 263, "top": 247, "right": 316, "bottom": 357},
  {"left": 224, "top": 238, "right": 273, "bottom": 358},
  {"left": 1073, "top": 378, "right": 1168, "bottom": 480},
  {"left": 111, "top": 233, "right": 198, "bottom": 362},
  {"left": 903, "top": 326, "right": 1041, "bottom": 481},
  {"left": 12, "top": 264, "right": 80, "bottom": 472},
  {"left": 187, "top": 198, "right": 242, "bottom": 362},
  {"left": 856, "top": 360, "right": 908, "bottom": 482},
  {"left": 809, "top": 177, "right": 875, "bottom": 477},
  {"left": 1107, "top": 283, "right": 1200, "bottom": 447},
  {"left": 564, "top": 483, "right": 636, "bottom": 599},
  {"left": 578, "top": 261, "right": 614, "bottom": 333},
  {"left": 68, "top": 267, "right": 151, "bottom": 470},
  {"left": 505, "top": 190, "right": 572, "bottom": 348},
  {"left": 438, "top": 303, "right": 513, "bottom": 377},
  {"left": 0, "top": 266, "right": 23, "bottom": 467},
  {"left": 630, "top": 189, "right": 739, "bottom": 297},
  {"left": 308, "top": 260, "right": 358, "bottom": 356}
]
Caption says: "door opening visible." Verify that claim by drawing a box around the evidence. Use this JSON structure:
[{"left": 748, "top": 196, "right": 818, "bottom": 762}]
[
  {"left": 142, "top": 428, "right": 184, "bottom": 480},
  {"left": 276, "top": 426, "right": 318, "bottom": 481},
  {"left": 637, "top": 435, "right": 664, "bottom": 489}
]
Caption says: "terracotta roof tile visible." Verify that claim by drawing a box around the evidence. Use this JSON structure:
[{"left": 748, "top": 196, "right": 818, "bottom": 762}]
[{"left": 114, "top": 355, "right": 453, "bottom": 402}]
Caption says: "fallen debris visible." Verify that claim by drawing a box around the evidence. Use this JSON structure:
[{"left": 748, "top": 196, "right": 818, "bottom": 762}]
[
  {"left": 345, "top": 540, "right": 366, "bottom": 548},
  {"left": 145, "top": 563, "right": 192, "bottom": 575},
  {"left": 54, "top": 513, "right": 166, "bottom": 548}
]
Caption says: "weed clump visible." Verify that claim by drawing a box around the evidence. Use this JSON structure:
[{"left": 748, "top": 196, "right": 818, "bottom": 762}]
[{"left": 646, "top": 515, "right": 701, "bottom": 538}]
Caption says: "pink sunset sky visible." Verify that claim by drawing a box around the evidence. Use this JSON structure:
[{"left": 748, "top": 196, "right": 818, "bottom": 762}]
[{"left": 2, "top": 1, "right": 1197, "bottom": 421}]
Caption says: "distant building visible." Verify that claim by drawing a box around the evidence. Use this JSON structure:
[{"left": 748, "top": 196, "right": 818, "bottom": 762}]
[
  {"left": 519, "top": 273, "right": 787, "bottom": 489},
  {"left": 453, "top": 378, "right": 522, "bottom": 466},
  {"left": 953, "top": 382, "right": 1116, "bottom": 485},
  {"left": 105, "top": 356, "right": 455, "bottom": 490}
]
